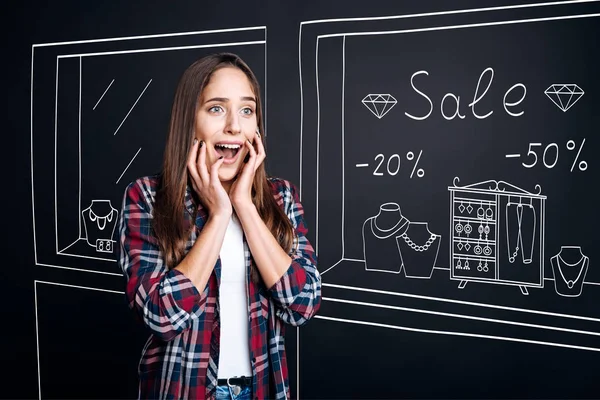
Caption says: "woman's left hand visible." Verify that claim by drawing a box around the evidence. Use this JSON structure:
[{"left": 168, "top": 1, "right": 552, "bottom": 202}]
[{"left": 229, "top": 133, "right": 266, "bottom": 209}]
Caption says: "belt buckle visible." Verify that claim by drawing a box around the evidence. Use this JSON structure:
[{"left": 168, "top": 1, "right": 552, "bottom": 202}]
[{"left": 227, "top": 377, "right": 241, "bottom": 396}]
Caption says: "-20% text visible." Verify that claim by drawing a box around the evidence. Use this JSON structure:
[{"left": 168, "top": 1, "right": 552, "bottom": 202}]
[
  {"left": 505, "top": 139, "right": 588, "bottom": 171},
  {"left": 356, "top": 151, "right": 425, "bottom": 178}
]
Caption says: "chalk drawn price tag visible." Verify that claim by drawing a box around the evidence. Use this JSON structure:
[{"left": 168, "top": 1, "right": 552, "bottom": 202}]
[{"left": 96, "top": 239, "right": 114, "bottom": 253}]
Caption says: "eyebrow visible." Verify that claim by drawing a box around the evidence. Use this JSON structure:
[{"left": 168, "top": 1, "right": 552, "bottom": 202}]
[{"left": 204, "top": 96, "right": 256, "bottom": 103}]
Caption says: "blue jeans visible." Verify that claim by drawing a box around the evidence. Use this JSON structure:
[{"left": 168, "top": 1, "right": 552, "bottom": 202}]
[{"left": 216, "top": 384, "right": 252, "bottom": 400}]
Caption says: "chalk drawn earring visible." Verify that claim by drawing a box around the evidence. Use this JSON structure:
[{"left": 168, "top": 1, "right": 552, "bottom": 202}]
[
  {"left": 464, "top": 223, "right": 472, "bottom": 237},
  {"left": 466, "top": 202, "right": 473, "bottom": 214},
  {"left": 477, "top": 204, "right": 485, "bottom": 219},
  {"left": 483, "top": 261, "right": 489, "bottom": 272},
  {"left": 483, "top": 244, "right": 492, "bottom": 256},
  {"left": 477, "top": 260, "right": 483, "bottom": 271},
  {"left": 474, "top": 240, "right": 483, "bottom": 255},
  {"left": 486, "top": 206, "right": 494, "bottom": 220},
  {"left": 464, "top": 259, "right": 470, "bottom": 270},
  {"left": 458, "top": 201, "right": 465, "bottom": 213},
  {"left": 464, "top": 241, "right": 471, "bottom": 252},
  {"left": 457, "top": 238, "right": 463, "bottom": 251},
  {"left": 455, "top": 222, "right": 463, "bottom": 236}
]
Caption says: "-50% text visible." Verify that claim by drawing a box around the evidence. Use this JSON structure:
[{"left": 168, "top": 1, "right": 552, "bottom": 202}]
[{"left": 505, "top": 139, "right": 588, "bottom": 171}]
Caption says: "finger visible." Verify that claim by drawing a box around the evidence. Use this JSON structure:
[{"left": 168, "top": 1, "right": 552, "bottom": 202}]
[
  {"left": 196, "top": 140, "right": 210, "bottom": 184},
  {"left": 251, "top": 137, "right": 265, "bottom": 171},
  {"left": 210, "top": 156, "right": 225, "bottom": 186},
  {"left": 234, "top": 141, "right": 255, "bottom": 183},
  {"left": 245, "top": 139, "right": 257, "bottom": 169},
  {"left": 254, "top": 131, "right": 266, "bottom": 156},
  {"left": 187, "top": 139, "right": 201, "bottom": 183}
]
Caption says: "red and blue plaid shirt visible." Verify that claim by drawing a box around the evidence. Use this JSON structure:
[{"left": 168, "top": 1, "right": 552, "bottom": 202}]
[{"left": 118, "top": 175, "right": 321, "bottom": 399}]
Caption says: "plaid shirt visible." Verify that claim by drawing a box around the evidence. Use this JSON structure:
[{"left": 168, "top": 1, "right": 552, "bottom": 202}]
[{"left": 118, "top": 175, "right": 321, "bottom": 399}]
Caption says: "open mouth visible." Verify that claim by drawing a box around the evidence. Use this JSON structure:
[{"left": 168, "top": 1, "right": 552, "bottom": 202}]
[{"left": 214, "top": 142, "right": 242, "bottom": 163}]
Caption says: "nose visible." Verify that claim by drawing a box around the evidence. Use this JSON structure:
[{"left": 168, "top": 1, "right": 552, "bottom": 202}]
[{"left": 224, "top": 111, "right": 241, "bottom": 135}]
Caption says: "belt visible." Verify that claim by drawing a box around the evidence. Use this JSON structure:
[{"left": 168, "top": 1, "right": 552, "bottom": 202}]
[{"left": 217, "top": 376, "right": 252, "bottom": 387}]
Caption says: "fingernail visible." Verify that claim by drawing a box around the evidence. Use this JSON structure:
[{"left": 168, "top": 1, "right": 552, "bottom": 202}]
[
  {"left": 193, "top": 138, "right": 198, "bottom": 145},
  {"left": 199, "top": 140, "right": 204, "bottom": 148},
  {"left": 219, "top": 156, "right": 224, "bottom": 159},
  {"left": 247, "top": 139, "right": 251, "bottom": 144}
]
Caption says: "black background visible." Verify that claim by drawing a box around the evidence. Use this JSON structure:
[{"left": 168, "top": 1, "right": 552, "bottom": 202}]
[{"left": 6, "top": 1, "right": 599, "bottom": 399}]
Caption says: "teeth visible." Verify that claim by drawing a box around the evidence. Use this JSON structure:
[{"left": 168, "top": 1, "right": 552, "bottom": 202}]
[{"left": 215, "top": 143, "right": 241, "bottom": 149}]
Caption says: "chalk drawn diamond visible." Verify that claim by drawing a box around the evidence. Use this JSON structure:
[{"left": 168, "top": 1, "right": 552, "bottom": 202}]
[
  {"left": 362, "top": 94, "right": 397, "bottom": 119},
  {"left": 544, "top": 84, "right": 584, "bottom": 112}
]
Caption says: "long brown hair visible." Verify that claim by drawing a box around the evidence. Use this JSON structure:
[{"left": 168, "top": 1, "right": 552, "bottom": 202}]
[{"left": 153, "top": 53, "right": 295, "bottom": 282}]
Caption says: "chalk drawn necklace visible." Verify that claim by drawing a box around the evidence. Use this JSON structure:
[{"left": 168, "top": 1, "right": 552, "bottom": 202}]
[
  {"left": 399, "top": 232, "right": 437, "bottom": 252},
  {"left": 371, "top": 216, "right": 408, "bottom": 239},
  {"left": 89, "top": 209, "right": 114, "bottom": 230},
  {"left": 557, "top": 255, "right": 586, "bottom": 289}
]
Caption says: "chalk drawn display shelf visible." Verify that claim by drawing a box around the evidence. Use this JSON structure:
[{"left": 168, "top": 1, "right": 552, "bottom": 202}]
[
  {"left": 451, "top": 195, "right": 498, "bottom": 281},
  {"left": 449, "top": 178, "right": 546, "bottom": 295}
]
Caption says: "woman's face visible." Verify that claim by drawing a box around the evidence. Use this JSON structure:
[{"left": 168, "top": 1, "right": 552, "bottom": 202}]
[{"left": 194, "top": 66, "right": 258, "bottom": 186}]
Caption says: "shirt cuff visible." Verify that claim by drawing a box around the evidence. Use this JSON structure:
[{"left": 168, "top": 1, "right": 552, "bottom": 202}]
[{"left": 268, "top": 258, "right": 308, "bottom": 306}]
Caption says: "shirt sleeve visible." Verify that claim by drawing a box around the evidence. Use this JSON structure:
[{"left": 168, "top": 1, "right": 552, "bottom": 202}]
[
  {"left": 117, "top": 178, "right": 207, "bottom": 341},
  {"left": 267, "top": 179, "right": 322, "bottom": 326}
]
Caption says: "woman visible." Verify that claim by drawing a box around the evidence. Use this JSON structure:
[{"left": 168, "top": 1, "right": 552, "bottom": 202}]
[{"left": 117, "top": 53, "right": 321, "bottom": 400}]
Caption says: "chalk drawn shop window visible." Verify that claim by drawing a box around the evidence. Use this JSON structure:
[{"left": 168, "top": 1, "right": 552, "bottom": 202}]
[
  {"left": 299, "top": 4, "right": 599, "bottom": 352},
  {"left": 32, "top": 28, "right": 266, "bottom": 275}
]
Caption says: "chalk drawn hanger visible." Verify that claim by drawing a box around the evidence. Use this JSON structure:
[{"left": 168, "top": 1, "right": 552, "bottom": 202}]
[{"left": 451, "top": 177, "right": 545, "bottom": 198}]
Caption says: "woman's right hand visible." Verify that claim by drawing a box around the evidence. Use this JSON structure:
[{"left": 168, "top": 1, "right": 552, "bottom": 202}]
[{"left": 187, "top": 139, "right": 232, "bottom": 219}]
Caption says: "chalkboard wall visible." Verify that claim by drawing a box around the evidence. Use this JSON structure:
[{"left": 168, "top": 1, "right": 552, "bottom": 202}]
[{"left": 9, "top": 0, "right": 599, "bottom": 399}]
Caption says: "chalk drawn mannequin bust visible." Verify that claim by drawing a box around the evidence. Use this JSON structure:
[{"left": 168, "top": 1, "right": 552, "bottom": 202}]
[
  {"left": 82, "top": 199, "right": 119, "bottom": 252},
  {"left": 396, "top": 222, "right": 441, "bottom": 279},
  {"left": 550, "top": 246, "right": 589, "bottom": 297},
  {"left": 362, "top": 203, "right": 410, "bottom": 273}
]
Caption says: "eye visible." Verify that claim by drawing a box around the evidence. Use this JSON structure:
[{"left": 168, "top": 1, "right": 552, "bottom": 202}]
[
  {"left": 240, "top": 107, "right": 254, "bottom": 116},
  {"left": 208, "top": 105, "right": 223, "bottom": 113}
]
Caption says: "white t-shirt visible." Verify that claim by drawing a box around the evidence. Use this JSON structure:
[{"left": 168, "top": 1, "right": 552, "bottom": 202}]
[{"left": 217, "top": 214, "right": 252, "bottom": 379}]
